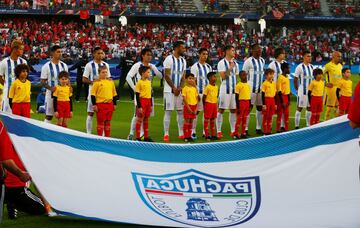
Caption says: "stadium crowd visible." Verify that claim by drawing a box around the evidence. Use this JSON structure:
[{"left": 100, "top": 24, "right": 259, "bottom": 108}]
[{"left": 0, "top": 18, "right": 359, "bottom": 66}]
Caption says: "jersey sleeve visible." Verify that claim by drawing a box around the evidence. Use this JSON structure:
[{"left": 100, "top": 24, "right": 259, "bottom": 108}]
[
  {"left": 53, "top": 87, "right": 59, "bottom": 97},
  {"left": 294, "top": 65, "right": 302, "bottom": 78},
  {"left": 0, "top": 60, "right": 6, "bottom": 77},
  {"left": 106, "top": 63, "right": 111, "bottom": 78},
  {"left": 135, "top": 81, "right": 141, "bottom": 93},
  {"left": 203, "top": 85, "right": 209, "bottom": 96},
  {"left": 190, "top": 64, "right": 198, "bottom": 76},
  {"left": 83, "top": 63, "right": 91, "bottom": 79},
  {"left": 235, "top": 84, "right": 240, "bottom": 94},
  {"left": 261, "top": 82, "right": 266, "bottom": 93},
  {"left": 151, "top": 64, "right": 163, "bottom": 79},
  {"left": 126, "top": 64, "right": 139, "bottom": 91},
  {"left": 91, "top": 82, "right": 98, "bottom": 96},
  {"left": 242, "top": 59, "right": 251, "bottom": 73},
  {"left": 308, "top": 81, "right": 314, "bottom": 91},
  {"left": 112, "top": 81, "right": 117, "bottom": 96},
  {"left": 163, "top": 56, "right": 172, "bottom": 70},
  {"left": 276, "top": 76, "right": 282, "bottom": 92},
  {"left": 40, "top": 64, "right": 49, "bottom": 80},
  {"left": 217, "top": 60, "right": 225, "bottom": 73},
  {"left": 8, "top": 82, "right": 15, "bottom": 99}
]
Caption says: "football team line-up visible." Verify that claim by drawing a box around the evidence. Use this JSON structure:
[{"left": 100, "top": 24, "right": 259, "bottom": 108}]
[{"left": 0, "top": 39, "right": 355, "bottom": 142}]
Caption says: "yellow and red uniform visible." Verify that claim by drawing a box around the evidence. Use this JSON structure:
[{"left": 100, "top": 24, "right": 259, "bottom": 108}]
[
  {"left": 235, "top": 82, "right": 251, "bottom": 136},
  {"left": 182, "top": 85, "right": 198, "bottom": 139},
  {"left": 8, "top": 79, "right": 31, "bottom": 118},
  {"left": 203, "top": 84, "right": 218, "bottom": 138},
  {"left": 337, "top": 78, "right": 352, "bottom": 114},
  {"left": 53, "top": 85, "right": 72, "bottom": 118},
  {"left": 261, "top": 80, "right": 276, "bottom": 134},
  {"left": 276, "top": 74, "right": 290, "bottom": 131},
  {"left": 308, "top": 79, "right": 325, "bottom": 125},
  {"left": 135, "top": 79, "right": 152, "bottom": 139},
  {"left": 91, "top": 79, "right": 117, "bottom": 137}
]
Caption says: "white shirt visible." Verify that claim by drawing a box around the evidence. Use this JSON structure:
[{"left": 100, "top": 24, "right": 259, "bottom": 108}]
[
  {"left": 0, "top": 56, "right": 27, "bottom": 98},
  {"left": 190, "top": 61, "right": 212, "bottom": 94},
  {"left": 294, "top": 63, "right": 314, "bottom": 95},
  {"left": 83, "top": 60, "right": 110, "bottom": 82},
  {"left": 163, "top": 54, "right": 187, "bottom": 93},
  {"left": 268, "top": 60, "right": 283, "bottom": 82},
  {"left": 217, "top": 58, "right": 239, "bottom": 94},
  {"left": 242, "top": 56, "right": 265, "bottom": 93},
  {"left": 40, "top": 60, "right": 68, "bottom": 88},
  {"left": 126, "top": 61, "right": 162, "bottom": 91}
]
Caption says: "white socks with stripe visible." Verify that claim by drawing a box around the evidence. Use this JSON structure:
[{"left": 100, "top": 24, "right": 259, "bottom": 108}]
[
  {"left": 177, "top": 110, "right": 184, "bottom": 136},
  {"left": 216, "top": 112, "right": 223, "bottom": 133},
  {"left": 130, "top": 116, "right": 136, "bottom": 135},
  {"left": 256, "top": 110, "right": 262, "bottom": 130},
  {"left": 163, "top": 110, "right": 171, "bottom": 135},
  {"left": 230, "top": 112, "right": 236, "bottom": 133},
  {"left": 295, "top": 110, "right": 301, "bottom": 127},
  {"left": 86, "top": 116, "right": 93, "bottom": 134},
  {"left": 306, "top": 111, "right": 311, "bottom": 127},
  {"left": 192, "top": 115, "right": 198, "bottom": 134}
]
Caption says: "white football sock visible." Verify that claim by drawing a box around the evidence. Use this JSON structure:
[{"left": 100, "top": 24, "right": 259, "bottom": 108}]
[
  {"left": 295, "top": 110, "right": 301, "bottom": 127},
  {"left": 177, "top": 110, "right": 184, "bottom": 136},
  {"left": 256, "top": 110, "right": 263, "bottom": 130},
  {"left": 306, "top": 111, "right": 312, "bottom": 127},
  {"left": 86, "top": 115, "right": 93, "bottom": 134},
  {"left": 163, "top": 110, "right": 171, "bottom": 135},
  {"left": 230, "top": 112, "right": 236, "bottom": 133},
  {"left": 129, "top": 116, "right": 136, "bottom": 135},
  {"left": 192, "top": 115, "right": 198, "bottom": 134},
  {"left": 216, "top": 112, "right": 223, "bottom": 133}
]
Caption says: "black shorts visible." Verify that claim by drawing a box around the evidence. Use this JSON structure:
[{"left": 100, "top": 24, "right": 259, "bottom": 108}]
[{"left": 5, "top": 187, "right": 46, "bottom": 215}]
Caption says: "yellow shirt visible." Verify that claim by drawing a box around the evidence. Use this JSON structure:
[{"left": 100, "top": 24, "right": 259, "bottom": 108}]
[
  {"left": 135, "top": 79, "right": 152, "bottom": 99},
  {"left": 323, "top": 61, "right": 342, "bottom": 87},
  {"left": 8, "top": 79, "right": 31, "bottom": 103},
  {"left": 276, "top": 74, "right": 290, "bottom": 95},
  {"left": 53, "top": 85, "right": 72, "bottom": 101},
  {"left": 337, "top": 78, "right": 352, "bottom": 97},
  {"left": 308, "top": 80, "right": 325, "bottom": 96},
  {"left": 261, "top": 80, "right": 276, "bottom": 98},
  {"left": 203, "top": 84, "right": 218, "bottom": 104},
  {"left": 182, "top": 85, "right": 198, "bottom": 106},
  {"left": 235, "top": 82, "right": 251, "bottom": 100},
  {"left": 91, "top": 79, "right": 117, "bottom": 103}
]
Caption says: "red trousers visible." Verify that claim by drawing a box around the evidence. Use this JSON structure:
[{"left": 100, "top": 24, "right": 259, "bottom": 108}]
[
  {"left": 12, "top": 103, "right": 30, "bottom": 118},
  {"left": 310, "top": 96, "right": 323, "bottom": 125},
  {"left": 263, "top": 97, "right": 275, "bottom": 134},
  {"left": 339, "top": 96, "right": 351, "bottom": 115},
  {"left": 57, "top": 101, "right": 71, "bottom": 118},
  {"left": 96, "top": 103, "right": 114, "bottom": 137},
  {"left": 136, "top": 98, "right": 152, "bottom": 139},
  {"left": 204, "top": 102, "right": 217, "bottom": 138},
  {"left": 235, "top": 100, "right": 250, "bottom": 135},
  {"left": 276, "top": 95, "right": 289, "bottom": 131}
]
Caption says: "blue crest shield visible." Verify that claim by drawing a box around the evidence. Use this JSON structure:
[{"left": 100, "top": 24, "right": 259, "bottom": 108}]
[{"left": 132, "top": 169, "right": 261, "bottom": 227}]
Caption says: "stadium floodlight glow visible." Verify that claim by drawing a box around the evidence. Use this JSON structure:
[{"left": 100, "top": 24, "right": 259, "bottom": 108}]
[{"left": 119, "top": 16, "right": 127, "bottom": 26}]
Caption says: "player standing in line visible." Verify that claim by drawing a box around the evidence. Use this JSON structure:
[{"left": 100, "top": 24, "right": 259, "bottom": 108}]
[
  {"left": 293, "top": 50, "right": 314, "bottom": 128},
  {"left": 203, "top": 72, "right": 218, "bottom": 141},
  {"left": 242, "top": 44, "right": 265, "bottom": 135},
  {"left": 40, "top": 45, "right": 68, "bottom": 123},
  {"left": 216, "top": 45, "right": 239, "bottom": 139},
  {"left": 83, "top": 47, "right": 110, "bottom": 134},
  {"left": 308, "top": 68, "right": 325, "bottom": 125},
  {"left": 182, "top": 73, "right": 199, "bottom": 142},
  {"left": 234, "top": 71, "right": 251, "bottom": 139},
  {"left": 336, "top": 68, "right": 352, "bottom": 116},
  {"left": 261, "top": 69, "right": 277, "bottom": 135},
  {"left": 276, "top": 62, "right": 291, "bottom": 132},
  {"left": 126, "top": 48, "right": 162, "bottom": 140},
  {"left": 162, "top": 41, "right": 187, "bottom": 142},
  {"left": 0, "top": 40, "right": 27, "bottom": 113},
  {"left": 190, "top": 48, "right": 212, "bottom": 139},
  {"left": 53, "top": 71, "right": 73, "bottom": 128}
]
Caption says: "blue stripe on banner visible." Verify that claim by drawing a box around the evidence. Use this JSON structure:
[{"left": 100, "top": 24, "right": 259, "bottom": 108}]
[
  {"left": 224, "top": 60, "right": 230, "bottom": 94},
  {"left": 2, "top": 114, "right": 359, "bottom": 163},
  {"left": 251, "top": 58, "right": 257, "bottom": 93}
]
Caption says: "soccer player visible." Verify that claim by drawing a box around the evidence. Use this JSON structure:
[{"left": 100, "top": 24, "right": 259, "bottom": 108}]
[
  {"left": 261, "top": 69, "right": 277, "bottom": 135},
  {"left": 293, "top": 51, "right": 314, "bottom": 128},
  {"left": 53, "top": 71, "right": 73, "bottom": 128},
  {"left": 9, "top": 64, "right": 31, "bottom": 118},
  {"left": 268, "top": 47, "right": 286, "bottom": 130},
  {"left": 203, "top": 72, "right": 218, "bottom": 141},
  {"left": 163, "top": 41, "right": 187, "bottom": 142},
  {"left": 276, "top": 62, "right": 291, "bottom": 132},
  {"left": 348, "top": 82, "right": 360, "bottom": 129},
  {"left": 190, "top": 48, "right": 212, "bottom": 139},
  {"left": 217, "top": 45, "right": 239, "bottom": 138},
  {"left": 182, "top": 73, "right": 199, "bottom": 142},
  {"left": 83, "top": 47, "right": 110, "bottom": 134},
  {"left": 126, "top": 48, "right": 162, "bottom": 140},
  {"left": 308, "top": 68, "right": 325, "bottom": 125},
  {"left": 234, "top": 71, "right": 251, "bottom": 139},
  {"left": 91, "top": 66, "right": 117, "bottom": 137},
  {"left": 323, "top": 51, "right": 342, "bottom": 120},
  {"left": 242, "top": 44, "right": 265, "bottom": 135},
  {"left": 0, "top": 40, "right": 27, "bottom": 113},
  {"left": 40, "top": 45, "right": 68, "bottom": 123},
  {"left": 135, "top": 66, "right": 153, "bottom": 142},
  {"left": 336, "top": 68, "right": 352, "bottom": 116}
]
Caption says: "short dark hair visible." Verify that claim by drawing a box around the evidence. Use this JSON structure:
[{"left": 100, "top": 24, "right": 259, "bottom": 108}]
[
  {"left": 139, "top": 65, "right": 151, "bottom": 76},
  {"left": 173, "top": 40, "right": 185, "bottom": 49},
  {"left": 251, "top": 44, "right": 261, "bottom": 50},
  {"left": 223, "top": 45, "right": 234, "bottom": 52},
  {"left": 140, "top": 48, "right": 152, "bottom": 61},
  {"left": 342, "top": 68, "right": 350, "bottom": 74},
  {"left": 239, "top": 70, "right": 246, "bottom": 76},
  {"left": 14, "top": 64, "right": 29, "bottom": 78},
  {"left": 93, "top": 47, "right": 102, "bottom": 53},
  {"left": 98, "top": 65, "right": 108, "bottom": 74},
  {"left": 198, "top": 48, "right": 208, "bottom": 54},
  {"left": 303, "top": 50, "right": 311, "bottom": 56},
  {"left": 313, "top": 68, "right": 323, "bottom": 77},
  {"left": 274, "top": 48, "right": 285, "bottom": 59},
  {"left": 207, "top": 71, "right": 216, "bottom": 79},
  {"left": 50, "top": 45, "right": 61, "bottom": 53},
  {"left": 185, "top": 72, "right": 195, "bottom": 79},
  {"left": 264, "top": 68, "right": 275, "bottom": 76},
  {"left": 58, "top": 71, "right": 70, "bottom": 79},
  {"left": 281, "top": 62, "right": 289, "bottom": 72}
]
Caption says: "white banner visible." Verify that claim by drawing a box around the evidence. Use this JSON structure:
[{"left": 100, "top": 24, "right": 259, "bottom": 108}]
[{"left": 1, "top": 112, "right": 360, "bottom": 227}]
